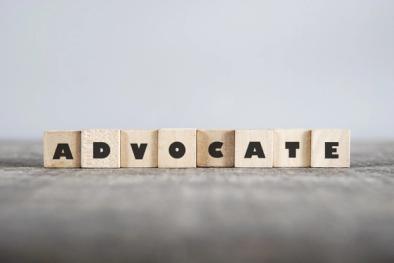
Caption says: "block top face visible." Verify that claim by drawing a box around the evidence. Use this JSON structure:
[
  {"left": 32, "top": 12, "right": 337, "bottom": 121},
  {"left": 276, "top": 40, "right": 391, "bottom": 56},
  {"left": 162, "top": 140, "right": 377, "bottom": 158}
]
[
  {"left": 158, "top": 129, "right": 196, "bottom": 168},
  {"left": 43, "top": 131, "right": 81, "bottom": 168},
  {"left": 234, "top": 129, "right": 273, "bottom": 167},
  {"left": 197, "top": 130, "right": 235, "bottom": 167},
  {"left": 273, "top": 129, "right": 311, "bottom": 167},
  {"left": 311, "top": 129, "right": 350, "bottom": 167},
  {"left": 81, "top": 129, "right": 120, "bottom": 168},
  {"left": 120, "top": 130, "right": 158, "bottom": 168}
]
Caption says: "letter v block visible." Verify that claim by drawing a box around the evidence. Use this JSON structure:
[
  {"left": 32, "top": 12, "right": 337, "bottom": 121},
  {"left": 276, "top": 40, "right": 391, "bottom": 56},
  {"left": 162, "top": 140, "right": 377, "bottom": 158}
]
[
  {"left": 273, "top": 129, "right": 311, "bottom": 167},
  {"left": 158, "top": 129, "right": 196, "bottom": 168},
  {"left": 81, "top": 129, "right": 120, "bottom": 168},
  {"left": 197, "top": 130, "right": 235, "bottom": 167},
  {"left": 43, "top": 131, "right": 81, "bottom": 168},
  {"left": 311, "top": 129, "right": 350, "bottom": 167},
  {"left": 235, "top": 130, "right": 273, "bottom": 167},
  {"left": 121, "top": 130, "right": 158, "bottom": 167}
]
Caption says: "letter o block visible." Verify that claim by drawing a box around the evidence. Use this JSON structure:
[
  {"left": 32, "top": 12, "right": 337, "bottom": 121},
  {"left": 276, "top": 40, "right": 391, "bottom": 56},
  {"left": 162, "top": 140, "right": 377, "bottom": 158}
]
[
  {"left": 81, "top": 129, "right": 120, "bottom": 168},
  {"left": 158, "top": 129, "right": 196, "bottom": 168},
  {"left": 197, "top": 130, "right": 235, "bottom": 167},
  {"left": 311, "top": 129, "right": 350, "bottom": 167},
  {"left": 43, "top": 131, "right": 81, "bottom": 168}
]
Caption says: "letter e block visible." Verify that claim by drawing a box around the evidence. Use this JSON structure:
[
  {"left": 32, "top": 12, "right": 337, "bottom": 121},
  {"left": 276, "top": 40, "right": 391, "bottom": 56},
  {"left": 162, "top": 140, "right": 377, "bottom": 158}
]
[
  {"left": 43, "top": 131, "right": 81, "bottom": 168},
  {"left": 273, "top": 129, "right": 311, "bottom": 167},
  {"left": 197, "top": 130, "right": 235, "bottom": 167},
  {"left": 311, "top": 129, "right": 350, "bottom": 167},
  {"left": 121, "top": 130, "right": 158, "bottom": 167},
  {"left": 81, "top": 129, "right": 120, "bottom": 168},
  {"left": 235, "top": 130, "right": 273, "bottom": 167},
  {"left": 158, "top": 129, "right": 196, "bottom": 168}
]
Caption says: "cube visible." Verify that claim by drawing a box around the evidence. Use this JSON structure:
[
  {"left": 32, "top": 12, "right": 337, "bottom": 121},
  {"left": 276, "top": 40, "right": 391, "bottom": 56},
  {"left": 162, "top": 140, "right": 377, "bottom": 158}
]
[
  {"left": 43, "top": 131, "right": 81, "bottom": 168},
  {"left": 197, "top": 130, "right": 235, "bottom": 167},
  {"left": 121, "top": 130, "right": 158, "bottom": 167},
  {"left": 311, "top": 129, "right": 350, "bottom": 167},
  {"left": 273, "top": 129, "right": 311, "bottom": 167},
  {"left": 235, "top": 130, "right": 273, "bottom": 167},
  {"left": 158, "top": 129, "right": 196, "bottom": 168},
  {"left": 81, "top": 129, "right": 120, "bottom": 168}
]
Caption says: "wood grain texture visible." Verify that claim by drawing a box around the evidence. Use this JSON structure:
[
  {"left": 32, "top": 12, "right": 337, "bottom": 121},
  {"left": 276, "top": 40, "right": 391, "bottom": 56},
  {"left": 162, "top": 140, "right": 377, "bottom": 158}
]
[
  {"left": 0, "top": 140, "right": 393, "bottom": 262},
  {"left": 158, "top": 129, "right": 196, "bottom": 168},
  {"left": 235, "top": 130, "right": 273, "bottom": 167},
  {"left": 197, "top": 130, "right": 235, "bottom": 167},
  {"left": 43, "top": 131, "right": 81, "bottom": 168},
  {"left": 273, "top": 129, "right": 311, "bottom": 167},
  {"left": 120, "top": 130, "right": 158, "bottom": 167},
  {"left": 81, "top": 129, "right": 120, "bottom": 168},
  {"left": 311, "top": 129, "right": 350, "bottom": 167}
]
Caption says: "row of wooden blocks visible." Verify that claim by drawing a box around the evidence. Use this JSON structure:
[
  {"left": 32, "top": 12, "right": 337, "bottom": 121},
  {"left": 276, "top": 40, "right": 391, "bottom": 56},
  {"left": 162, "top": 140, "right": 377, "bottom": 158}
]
[{"left": 43, "top": 129, "right": 350, "bottom": 168}]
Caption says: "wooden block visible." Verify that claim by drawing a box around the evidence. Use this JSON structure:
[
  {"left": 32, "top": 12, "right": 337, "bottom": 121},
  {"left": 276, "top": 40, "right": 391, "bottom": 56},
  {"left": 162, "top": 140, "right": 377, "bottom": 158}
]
[
  {"left": 158, "top": 129, "right": 196, "bottom": 168},
  {"left": 81, "top": 129, "right": 120, "bottom": 168},
  {"left": 120, "top": 130, "right": 158, "bottom": 167},
  {"left": 43, "top": 131, "right": 81, "bottom": 168},
  {"left": 311, "top": 129, "right": 350, "bottom": 167},
  {"left": 273, "top": 129, "right": 311, "bottom": 167},
  {"left": 234, "top": 130, "right": 273, "bottom": 167},
  {"left": 197, "top": 130, "right": 235, "bottom": 167}
]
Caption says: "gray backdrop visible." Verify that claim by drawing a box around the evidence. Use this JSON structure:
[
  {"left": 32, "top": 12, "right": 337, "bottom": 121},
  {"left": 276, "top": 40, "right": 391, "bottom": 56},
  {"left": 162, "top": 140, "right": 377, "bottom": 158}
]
[{"left": 1, "top": 0, "right": 393, "bottom": 139}]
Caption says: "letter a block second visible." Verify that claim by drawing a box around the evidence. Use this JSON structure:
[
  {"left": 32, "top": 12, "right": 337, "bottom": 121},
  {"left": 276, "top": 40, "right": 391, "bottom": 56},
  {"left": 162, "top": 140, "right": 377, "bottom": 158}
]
[
  {"left": 235, "top": 130, "right": 273, "bottom": 167},
  {"left": 81, "top": 129, "right": 120, "bottom": 168}
]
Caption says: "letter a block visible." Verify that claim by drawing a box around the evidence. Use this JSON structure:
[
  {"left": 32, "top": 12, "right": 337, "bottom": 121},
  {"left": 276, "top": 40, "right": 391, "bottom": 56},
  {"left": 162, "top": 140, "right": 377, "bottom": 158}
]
[
  {"left": 43, "top": 131, "right": 81, "bottom": 168},
  {"left": 273, "top": 129, "right": 311, "bottom": 167},
  {"left": 197, "top": 130, "right": 235, "bottom": 167},
  {"left": 121, "top": 130, "right": 158, "bottom": 167},
  {"left": 158, "top": 129, "right": 196, "bottom": 168},
  {"left": 81, "top": 129, "right": 120, "bottom": 168},
  {"left": 235, "top": 130, "right": 273, "bottom": 167},
  {"left": 311, "top": 129, "right": 350, "bottom": 167}
]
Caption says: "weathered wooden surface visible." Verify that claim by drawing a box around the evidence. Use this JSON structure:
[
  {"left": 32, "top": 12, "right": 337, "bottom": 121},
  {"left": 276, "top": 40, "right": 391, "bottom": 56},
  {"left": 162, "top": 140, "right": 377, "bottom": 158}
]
[{"left": 0, "top": 140, "right": 393, "bottom": 262}]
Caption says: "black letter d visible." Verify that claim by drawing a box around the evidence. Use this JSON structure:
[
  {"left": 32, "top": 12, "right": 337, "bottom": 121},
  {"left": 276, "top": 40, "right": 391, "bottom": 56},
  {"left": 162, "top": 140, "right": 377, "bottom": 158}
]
[{"left": 93, "top": 142, "right": 110, "bottom": 158}]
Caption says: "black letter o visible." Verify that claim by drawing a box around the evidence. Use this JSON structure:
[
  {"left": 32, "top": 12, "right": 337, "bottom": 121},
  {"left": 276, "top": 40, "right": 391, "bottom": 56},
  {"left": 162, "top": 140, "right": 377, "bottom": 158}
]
[{"left": 169, "top": 142, "right": 186, "bottom": 159}]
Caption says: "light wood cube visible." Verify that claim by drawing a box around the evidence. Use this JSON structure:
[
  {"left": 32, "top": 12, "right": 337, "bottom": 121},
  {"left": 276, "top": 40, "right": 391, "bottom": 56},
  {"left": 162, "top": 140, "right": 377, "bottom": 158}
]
[
  {"left": 311, "top": 129, "right": 350, "bottom": 167},
  {"left": 81, "top": 129, "right": 120, "bottom": 168},
  {"left": 235, "top": 130, "right": 273, "bottom": 167},
  {"left": 273, "top": 129, "right": 311, "bottom": 167},
  {"left": 43, "top": 131, "right": 81, "bottom": 168},
  {"left": 121, "top": 130, "right": 158, "bottom": 168},
  {"left": 197, "top": 130, "right": 235, "bottom": 167},
  {"left": 158, "top": 129, "right": 196, "bottom": 168}
]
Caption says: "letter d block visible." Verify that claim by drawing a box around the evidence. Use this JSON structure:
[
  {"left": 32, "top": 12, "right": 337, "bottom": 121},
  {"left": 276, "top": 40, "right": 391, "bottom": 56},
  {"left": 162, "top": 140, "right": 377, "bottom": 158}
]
[
  {"left": 81, "top": 129, "right": 120, "bottom": 168},
  {"left": 197, "top": 130, "right": 235, "bottom": 167},
  {"left": 311, "top": 129, "right": 350, "bottom": 167},
  {"left": 273, "top": 129, "right": 311, "bottom": 167},
  {"left": 158, "top": 129, "right": 196, "bottom": 168},
  {"left": 43, "top": 131, "right": 81, "bottom": 168}
]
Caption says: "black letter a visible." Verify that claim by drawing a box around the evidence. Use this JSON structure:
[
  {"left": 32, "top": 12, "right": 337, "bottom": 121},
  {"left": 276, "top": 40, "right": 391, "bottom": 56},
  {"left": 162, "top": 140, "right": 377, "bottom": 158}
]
[
  {"left": 244, "top": 142, "right": 265, "bottom": 158},
  {"left": 53, "top": 143, "right": 73, "bottom": 159}
]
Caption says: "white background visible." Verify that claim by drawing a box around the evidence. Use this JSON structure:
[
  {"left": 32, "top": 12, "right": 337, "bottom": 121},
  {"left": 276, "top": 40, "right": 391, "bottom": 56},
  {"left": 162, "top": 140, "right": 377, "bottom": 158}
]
[{"left": 1, "top": 0, "right": 393, "bottom": 139}]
